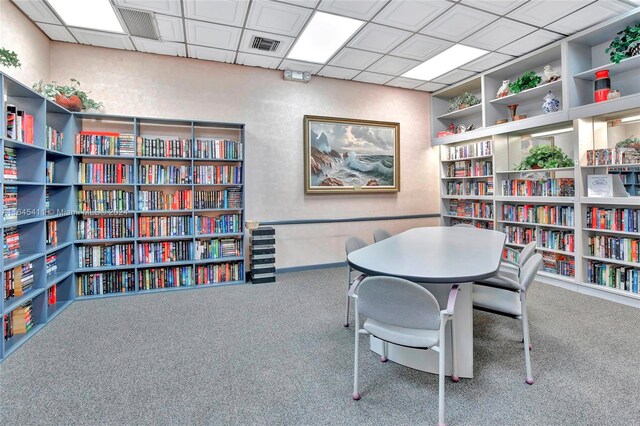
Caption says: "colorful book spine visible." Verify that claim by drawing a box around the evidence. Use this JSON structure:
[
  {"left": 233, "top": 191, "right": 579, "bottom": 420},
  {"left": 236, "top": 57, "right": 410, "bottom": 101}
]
[
  {"left": 502, "top": 204, "right": 575, "bottom": 227},
  {"left": 78, "top": 243, "right": 135, "bottom": 268},
  {"left": 3, "top": 186, "right": 18, "bottom": 221},
  {"left": 194, "top": 188, "right": 242, "bottom": 209},
  {"left": 448, "top": 200, "right": 493, "bottom": 219},
  {"left": 195, "top": 214, "right": 242, "bottom": 234},
  {"left": 137, "top": 241, "right": 192, "bottom": 263},
  {"left": 194, "top": 238, "right": 242, "bottom": 260},
  {"left": 586, "top": 261, "right": 639, "bottom": 293},
  {"left": 138, "top": 266, "right": 193, "bottom": 290},
  {"left": 46, "top": 160, "right": 55, "bottom": 183},
  {"left": 136, "top": 137, "right": 193, "bottom": 158},
  {"left": 446, "top": 140, "right": 492, "bottom": 160},
  {"left": 138, "top": 190, "right": 192, "bottom": 211},
  {"left": 78, "top": 162, "right": 134, "bottom": 184},
  {"left": 138, "top": 216, "right": 192, "bottom": 237},
  {"left": 3, "top": 226, "right": 20, "bottom": 260},
  {"left": 46, "top": 126, "right": 64, "bottom": 151},
  {"left": 75, "top": 132, "right": 135, "bottom": 156},
  {"left": 138, "top": 164, "right": 192, "bottom": 184},
  {"left": 77, "top": 217, "right": 135, "bottom": 240},
  {"left": 502, "top": 178, "right": 575, "bottom": 197},
  {"left": 4, "top": 147, "right": 17, "bottom": 180},
  {"left": 77, "top": 189, "right": 135, "bottom": 212},
  {"left": 585, "top": 207, "right": 640, "bottom": 232},
  {"left": 46, "top": 220, "right": 58, "bottom": 246},
  {"left": 193, "top": 165, "right": 242, "bottom": 184},
  {"left": 194, "top": 139, "right": 243, "bottom": 160},
  {"left": 195, "top": 261, "right": 243, "bottom": 285},
  {"left": 587, "top": 235, "right": 640, "bottom": 263},
  {"left": 77, "top": 270, "right": 135, "bottom": 296}
]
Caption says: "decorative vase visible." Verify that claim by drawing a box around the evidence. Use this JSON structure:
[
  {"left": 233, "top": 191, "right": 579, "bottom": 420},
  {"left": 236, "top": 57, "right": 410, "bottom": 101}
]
[
  {"left": 507, "top": 104, "right": 518, "bottom": 121},
  {"left": 55, "top": 94, "right": 82, "bottom": 111},
  {"left": 542, "top": 91, "right": 560, "bottom": 114},
  {"left": 607, "top": 89, "right": 621, "bottom": 100},
  {"left": 594, "top": 70, "right": 611, "bottom": 103}
]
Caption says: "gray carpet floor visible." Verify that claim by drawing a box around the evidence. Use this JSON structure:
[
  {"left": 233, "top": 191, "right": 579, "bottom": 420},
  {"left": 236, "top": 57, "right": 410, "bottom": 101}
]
[{"left": 1, "top": 267, "right": 639, "bottom": 425}]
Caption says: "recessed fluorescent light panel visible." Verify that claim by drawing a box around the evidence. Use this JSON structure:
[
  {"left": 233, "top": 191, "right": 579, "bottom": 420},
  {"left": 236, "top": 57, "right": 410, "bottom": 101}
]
[
  {"left": 47, "top": 0, "right": 124, "bottom": 33},
  {"left": 402, "top": 44, "right": 488, "bottom": 81},
  {"left": 621, "top": 114, "right": 640, "bottom": 123},
  {"left": 287, "top": 12, "right": 363, "bottom": 64},
  {"left": 530, "top": 127, "right": 574, "bottom": 138}
]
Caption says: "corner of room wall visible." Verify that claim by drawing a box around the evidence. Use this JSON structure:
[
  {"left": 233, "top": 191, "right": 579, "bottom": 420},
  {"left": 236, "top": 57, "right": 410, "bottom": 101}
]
[{"left": 0, "top": 0, "right": 51, "bottom": 86}]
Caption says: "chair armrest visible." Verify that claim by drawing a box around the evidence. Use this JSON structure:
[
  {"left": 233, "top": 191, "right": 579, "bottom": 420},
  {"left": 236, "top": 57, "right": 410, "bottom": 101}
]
[
  {"left": 442, "top": 284, "right": 459, "bottom": 316},
  {"left": 347, "top": 274, "right": 367, "bottom": 297}
]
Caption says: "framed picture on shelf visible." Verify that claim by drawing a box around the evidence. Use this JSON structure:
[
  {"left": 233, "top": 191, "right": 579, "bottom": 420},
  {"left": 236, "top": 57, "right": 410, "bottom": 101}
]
[{"left": 303, "top": 115, "right": 400, "bottom": 194}]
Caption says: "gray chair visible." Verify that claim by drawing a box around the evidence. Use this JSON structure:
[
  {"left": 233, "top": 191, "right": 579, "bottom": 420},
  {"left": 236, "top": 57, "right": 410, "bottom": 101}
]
[
  {"left": 373, "top": 228, "right": 392, "bottom": 243},
  {"left": 344, "top": 236, "right": 368, "bottom": 327},
  {"left": 452, "top": 223, "right": 475, "bottom": 228},
  {"left": 482, "top": 241, "right": 538, "bottom": 286},
  {"left": 349, "top": 276, "right": 459, "bottom": 425},
  {"left": 473, "top": 253, "right": 543, "bottom": 385}
]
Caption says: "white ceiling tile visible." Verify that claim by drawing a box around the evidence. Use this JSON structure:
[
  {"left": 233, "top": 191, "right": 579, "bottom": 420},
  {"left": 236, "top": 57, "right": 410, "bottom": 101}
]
[
  {"left": 366, "top": 56, "right": 421, "bottom": 76},
  {"left": 133, "top": 38, "right": 186, "bottom": 57},
  {"left": 432, "top": 69, "right": 476, "bottom": 85},
  {"left": 318, "top": 66, "right": 361, "bottom": 80},
  {"left": 35, "top": 23, "right": 75, "bottom": 43},
  {"left": 348, "top": 24, "right": 411, "bottom": 54},
  {"left": 328, "top": 48, "right": 383, "bottom": 70},
  {"left": 546, "top": 1, "right": 634, "bottom": 35},
  {"left": 460, "top": 52, "right": 514, "bottom": 72},
  {"left": 385, "top": 76, "right": 425, "bottom": 89},
  {"left": 506, "top": 1, "right": 591, "bottom": 27},
  {"left": 236, "top": 52, "right": 282, "bottom": 69},
  {"left": 69, "top": 28, "right": 135, "bottom": 50},
  {"left": 278, "top": 59, "right": 323, "bottom": 73},
  {"left": 238, "top": 30, "right": 295, "bottom": 58},
  {"left": 246, "top": 1, "right": 313, "bottom": 37},
  {"left": 114, "top": 0, "right": 182, "bottom": 16},
  {"left": 351, "top": 71, "right": 394, "bottom": 85},
  {"left": 461, "top": 18, "right": 536, "bottom": 51},
  {"left": 183, "top": 0, "right": 249, "bottom": 27},
  {"left": 12, "top": 0, "right": 61, "bottom": 24},
  {"left": 275, "top": 0, "right": 320, "bottom": 8},
  {"left": 497, "top": 29, "right": 563, "bottom": 57},
  {"left": 460, "top": 0, "right": 527, "bottom": 15},
  {"left": 155, "top": 15, "right": 184, "bottom": 42},
  {"left": 186, "top": 20, "right": 242, "bottom": 50},
  {"left": 415, "top": 82, "right": 447, "bottom": 92},
  {"left": 318, "top": 0, "right": 387, "bottom": 20},
  {"left": 372, "top": 0, "right": 453, "bottom": 32},
  {"left": 420, "top": 5, "right": 498, "bottom": 42},
  {"left": 188, "top": 46, "right": 236, "bottom": 63},
  {"left": 390, "top": 34, "right": 453, "bottom": 61}
]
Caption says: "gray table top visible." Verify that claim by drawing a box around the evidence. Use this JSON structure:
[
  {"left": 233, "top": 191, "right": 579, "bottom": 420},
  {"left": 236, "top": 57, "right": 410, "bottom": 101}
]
[{"left": 347, "top": 226, "right": 506, "bottom": 283}]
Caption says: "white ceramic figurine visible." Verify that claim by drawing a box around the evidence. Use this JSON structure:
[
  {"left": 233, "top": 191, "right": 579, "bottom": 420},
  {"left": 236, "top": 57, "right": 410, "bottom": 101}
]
[
  {"left": 496, "top": 80, "right": 510, "bottom": 98},
  {"left": 543, "top": 65, "right": 561, "bottom": 82}
]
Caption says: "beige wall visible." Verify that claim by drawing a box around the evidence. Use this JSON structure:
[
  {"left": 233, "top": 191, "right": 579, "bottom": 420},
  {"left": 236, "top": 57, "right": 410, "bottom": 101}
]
[{"left": 0, "top": 1, "right": 50, "bottom": 84}]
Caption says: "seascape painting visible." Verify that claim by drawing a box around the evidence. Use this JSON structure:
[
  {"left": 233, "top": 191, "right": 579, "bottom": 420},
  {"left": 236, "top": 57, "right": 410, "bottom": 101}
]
[{"left": 304, "top": 116, "right": 399, "bottom": 194}]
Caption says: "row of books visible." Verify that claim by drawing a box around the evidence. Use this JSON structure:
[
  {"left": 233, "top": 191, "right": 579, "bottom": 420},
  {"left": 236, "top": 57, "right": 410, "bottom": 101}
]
[
  {"left": 6, "top": 105, "right": 34, "bottom": 143},
  {"left": 138, "top": 241, "right": 192, "bottom": 264},
  {"left": 193, "top": 165, "right": 242, "bottom": 185},
  {"left": 48, "top": 285, "right": 57, "bottom": 305},
  {"left": 445, "top": 140, "right": 492, "bottom": 160},
  {"left": 78, "top": 243, "right": 135, "bottom": 268},
  {"left": 138, "top": 164, "right": 192, "bottom": 184},
  {"left": 586, "top": 148, "right": 640, "bottom": 166},
  {"left": 139, "top": 215, "right": 192, "bottom": 237},
  {"left": 78, "top": 162, "right": 134, "bottom": 184},
  {"left": 539, "top": 229, "right": 575, "bottom": 253},
  {"left": 138, "top": 189, "right": 191, "bottom": 211},
  {"left": 4, "top": 301, "right": 33, "bottom": 341},
  {"left": 586, "top": 261, "right": 639, "bottom": 292},
  {"left": 46, "top": 160, "right": 54, "bottom": 183},
  {"left": 77, "top": 217, "right": 135, "bottom": 240},
  {"left": 194, "top": 238, "right": 242, "bottom": 260},
  {"left": 445, "top": 160, "right": 492, "bottom": 178},
  {"left": 193, "top": 188, "right": 242, "bottom": 209},
  {"left": 4, "top": 186, "right": 17, "bottom": 221},
  {"left": 467, "top": 180, "right": 493, "bottom": 196},
  {"left": 195, "top": 261, "right": 243, "bottom": 285},
  {"left": 450, "top": 219, "right": 494, "bottom": 229},
  {"left": 502, "top": 178, "right": 575, "bottom": 197},
  {"left": 585, "top": 207, "right": 640, "bottom": 232},
  {"left": 3, "top": 263, "right": 33, "bottom": 301},
  {"left": 46, "top": 125, "right": 64, "bottom": 151},
  {"left": 4, "top": 226, "right": 19, "bottom": 260},
  {"left": 448, "top": 200, "right": 493, "bottom": 219},
  {"left": 46, "top": 254, "right": 57, "bottom": 276},
  {"left": 587, "top": 235, "right": 640, "bottom": 263},
  {"left": 75, "top": 132, "right": 135, "bottom": 156},
  {"left": 77, "top": 270, "right": 136, "bottom": 296},
  {"left": 77, "top": 189, "right": 135, "bottom": 212},
  {"left": 504, "top": 225, "right": 535, "bottom": 245},
  {"left": 501, "top": 204, "right": 575, "bottom": 227},
  {"left": 4, "top": 147, "right": 17, "bottom": 180},
  {"left": 137, "top": 137, "right": 192, "bottom": 158},
  {"left": 543, "top": 252, "right": 575, "bottom": 277},
  {"left": 139, "top": 266, "right": 193, "bottom": 289},
  {"left": 46, "top": 220, "right": 58, "bottom": 246},
  {"left": 196, "top": 214, "right": 242, "bottom": 234},
  {"left": 195, "top": 139, "right": 243, "bottom": 160}
]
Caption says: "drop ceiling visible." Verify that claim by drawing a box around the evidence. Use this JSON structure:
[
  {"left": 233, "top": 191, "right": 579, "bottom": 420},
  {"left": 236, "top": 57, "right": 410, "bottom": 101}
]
[{"left": 11, "top": 0, "right": 639, "bottom": 92}]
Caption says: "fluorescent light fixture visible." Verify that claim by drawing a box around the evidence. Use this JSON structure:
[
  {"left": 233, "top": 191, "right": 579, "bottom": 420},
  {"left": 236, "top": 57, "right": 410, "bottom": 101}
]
[
  {"left": 47, "top": 0, "right": 124, "bottom": 33},
  {"left": 287, "top": 12, "right": 363, "bottom": 64},
  {"left": 530, "top": 127, "right": 574, "bottom": 138},
  {"left": 402, "top": 44, "right": 488, "bottom": 81},
  {"left": 621, "top": 114, "right": 640, "bottom": 123}
]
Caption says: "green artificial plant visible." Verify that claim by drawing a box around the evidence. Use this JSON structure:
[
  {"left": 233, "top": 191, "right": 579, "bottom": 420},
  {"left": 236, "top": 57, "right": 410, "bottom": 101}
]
[
  {"left": 0, "top": 48, "right": 21, "bottom": 68},
  {"left": 508, "top": 71, "right": 542, "bottom": 94},
  {"left": 515, "top": 145, "right": 574, "bottom": 170},
  {"left": 447, "top": 92, "right": 481, "bottom": 112},
  {"left": 616, "top": 137, "right": 640, "bottom": 148},
  {"left": 33, "top": 78, "right": 103, "bottom": 111},
  {"left": 605, "top": 22, "right": 640, "bottom": 64}
]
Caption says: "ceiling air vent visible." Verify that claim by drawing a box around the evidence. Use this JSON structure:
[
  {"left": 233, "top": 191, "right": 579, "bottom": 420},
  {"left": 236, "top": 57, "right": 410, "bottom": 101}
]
[
  {"left": 251, "top": 36, "right": 280, "bottom": 52},
  {"left": 117, "top": 7, "right": 160, "bottom": 40}
]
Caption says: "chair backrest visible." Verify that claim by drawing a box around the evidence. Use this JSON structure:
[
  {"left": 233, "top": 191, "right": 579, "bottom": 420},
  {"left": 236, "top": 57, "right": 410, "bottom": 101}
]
[
  {"left": 356, "top": 276, "right": 441, "bottom": 330},
  {"left": 345, "top": 236, "right": 367, "bottom": 256},
  {"left": 518, "top": 241, "right": 537, "bottom": 267},
  {"left": 453, "top": 223, "right": 475, "bottom": 228},
  {"left": 373, "top": 228, "right": 392, "bottom": 243},
  {"left": 519, "top": 253, "right": 543, "bottom": 291}
]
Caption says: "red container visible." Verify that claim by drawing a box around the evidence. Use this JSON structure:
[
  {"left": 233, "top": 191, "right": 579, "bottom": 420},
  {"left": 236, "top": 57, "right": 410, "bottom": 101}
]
[{"left": 594, "top": 70, "right": 611, "bottom": 103}]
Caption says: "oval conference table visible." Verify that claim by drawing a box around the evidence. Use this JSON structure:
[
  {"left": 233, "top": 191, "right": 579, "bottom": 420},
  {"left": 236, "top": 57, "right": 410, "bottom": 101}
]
[{"left": 347, "top": 226, "right": 506, "bottom": 378}]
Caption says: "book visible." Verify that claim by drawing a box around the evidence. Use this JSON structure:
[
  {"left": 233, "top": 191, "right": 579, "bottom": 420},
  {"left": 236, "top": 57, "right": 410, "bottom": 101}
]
[
  {"left": 4, "top": 147, "right": 17, "bottom": 180},
  {"left": 138, "top": 266, "right": 193, "bottom": 290},
  {"left": 47, "top": 125, "right": 64, "bottom": 151},
  {"left": 77, "top": 270, "right": 136, "bottom": 296},
  {"left": 77, "top": 217, "right": 135, "bottom": 240},
  {"left": 46, "top": 160, "right": 55, "bottom": 183},
  {"left": 78, "top": 243, "right": 135, "bottom": 268}
]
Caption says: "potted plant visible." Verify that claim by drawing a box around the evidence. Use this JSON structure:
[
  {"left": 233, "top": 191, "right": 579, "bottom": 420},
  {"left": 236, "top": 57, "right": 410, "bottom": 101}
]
[
  {"left": 616, "top": 137, "right": 640, "bottom": 149},
  {"left": 0, "top": 48, "right": 21, "bottom": 68},
  {"left": 448, "top": 92, "right": 480, "bottom": 112},
  {"left": 508, "top": 71, "right": 542, "bottom": 94},
  {"left": 515, "top": 145, "right": 574, "bottom": 170},
  {"left": 32, "top": 78, "right": 103, "bottom": 111},
  {"left": 606, "top": 22, "right": 640, "bottom": 64}
]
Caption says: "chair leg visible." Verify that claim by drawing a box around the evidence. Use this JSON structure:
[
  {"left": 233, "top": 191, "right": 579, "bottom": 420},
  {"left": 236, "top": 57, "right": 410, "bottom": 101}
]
[
  {"left": 450, "top": 319, "right": 459, "bottom": 382},
  {"left": 344, "top": 267, "right": 351, "bottom": 327},
  {"left": 438, "top": 326, "right": 446, "bottom": 426},
  {"left": 521, "top": 292, "right": 534, "bottom": 385},
  {"left": 381, "top": 341, "right": 388, "bottom": 362},
  {"left": 352, "top": 304, "right": 361, "bottom": 400}
]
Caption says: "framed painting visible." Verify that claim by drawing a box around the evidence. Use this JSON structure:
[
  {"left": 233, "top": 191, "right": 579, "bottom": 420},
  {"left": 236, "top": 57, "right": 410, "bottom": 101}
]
[{"left": 303, "top": 115, "right": 400, "bottom": 194}]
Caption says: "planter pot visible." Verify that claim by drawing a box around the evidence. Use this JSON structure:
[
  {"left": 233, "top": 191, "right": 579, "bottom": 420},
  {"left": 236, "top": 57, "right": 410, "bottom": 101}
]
[
  {"left": 55, "top": 94, "right": 82, "bottom": 111},
  {"left": 531, "top": 165, "right": 543, "bottom": 170}
]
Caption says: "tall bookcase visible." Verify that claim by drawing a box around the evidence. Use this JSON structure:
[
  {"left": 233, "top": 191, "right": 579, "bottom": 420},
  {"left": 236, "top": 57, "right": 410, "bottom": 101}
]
[{"left": 1, "top": 72, "right": 246, "bottom": 361}]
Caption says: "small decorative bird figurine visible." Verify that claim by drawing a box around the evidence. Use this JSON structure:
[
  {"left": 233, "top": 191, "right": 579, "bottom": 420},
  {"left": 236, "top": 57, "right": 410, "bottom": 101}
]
[
  {"left": 497, "top": 80, "right": 510, "bottom": 98},
  {"left": 543, "top": 65, "right": 561, "bottom": 82}
]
